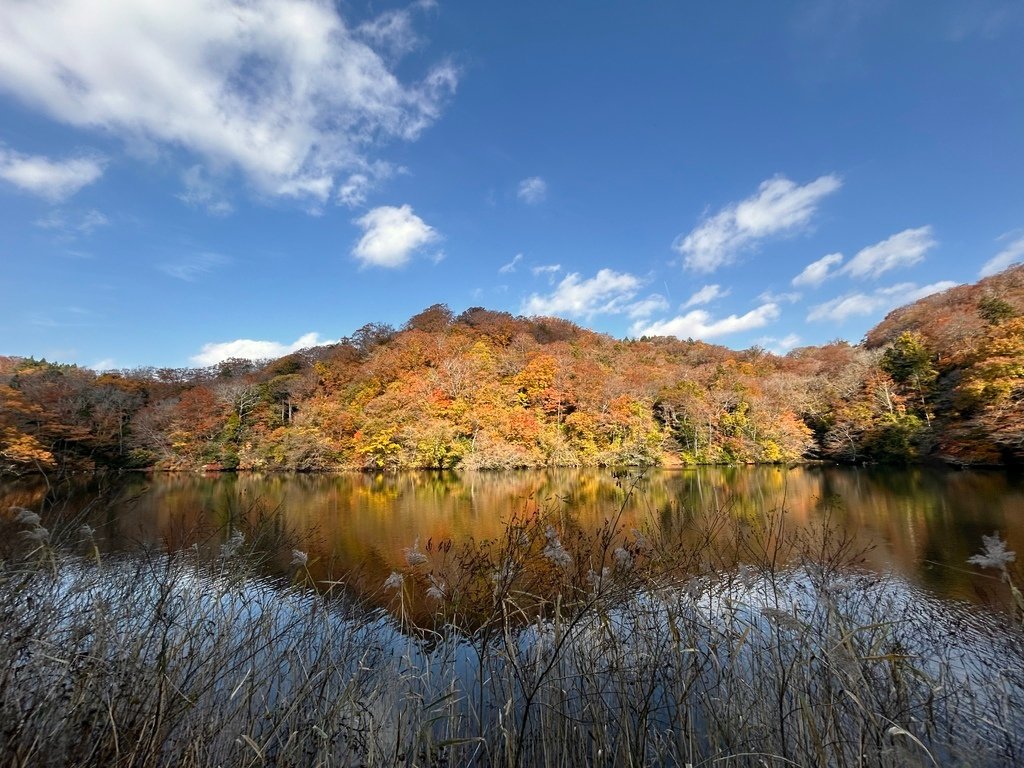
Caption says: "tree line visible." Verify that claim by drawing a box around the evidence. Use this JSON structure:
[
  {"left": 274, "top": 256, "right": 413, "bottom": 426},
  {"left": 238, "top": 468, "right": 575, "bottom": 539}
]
[{"left": 2, "top": 266, "right": 1022, "bottom": 475}]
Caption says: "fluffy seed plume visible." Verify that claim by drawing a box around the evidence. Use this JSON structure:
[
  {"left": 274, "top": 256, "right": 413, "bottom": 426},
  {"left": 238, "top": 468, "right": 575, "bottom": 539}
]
[
  {"left": 968, "top": 533, "right": 1016, "bottom": 570},
  {"left": 404, "top": 538, "right": 428, "bottom": 567}
]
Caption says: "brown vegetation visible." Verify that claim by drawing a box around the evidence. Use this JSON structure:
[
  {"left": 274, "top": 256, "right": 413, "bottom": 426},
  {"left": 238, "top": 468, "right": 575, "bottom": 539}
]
[{"left": 2, "top": 268, "right": 1023, "bottom": 473}]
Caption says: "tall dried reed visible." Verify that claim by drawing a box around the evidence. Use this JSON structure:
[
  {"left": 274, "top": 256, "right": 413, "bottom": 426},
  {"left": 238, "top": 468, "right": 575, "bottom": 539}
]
[{"left": 1, "top": 482, "right": 1022, "bottom": 767}]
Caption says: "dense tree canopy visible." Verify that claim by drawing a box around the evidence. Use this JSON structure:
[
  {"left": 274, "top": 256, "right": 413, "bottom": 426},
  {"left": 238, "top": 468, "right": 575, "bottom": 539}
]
[{"left": 3, "top": 266, "right": 1023, "bottom": 475}]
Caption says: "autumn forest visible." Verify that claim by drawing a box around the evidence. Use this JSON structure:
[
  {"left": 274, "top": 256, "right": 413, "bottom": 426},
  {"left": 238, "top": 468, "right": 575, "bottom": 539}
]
[{"left": 3, "top": 266, "right": 1023, "bottom": 476}]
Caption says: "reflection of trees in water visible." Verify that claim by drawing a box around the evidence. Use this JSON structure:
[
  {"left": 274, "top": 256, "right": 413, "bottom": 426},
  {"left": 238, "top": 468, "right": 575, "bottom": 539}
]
[{"left": 4, "top": 467, "right": 1022, "bottom": 606}]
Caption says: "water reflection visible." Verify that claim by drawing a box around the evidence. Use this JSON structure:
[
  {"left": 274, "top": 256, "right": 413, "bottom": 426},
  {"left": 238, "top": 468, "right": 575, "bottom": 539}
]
[{"left": 4, "top": 466, "right": 1022, "bottom": 606}]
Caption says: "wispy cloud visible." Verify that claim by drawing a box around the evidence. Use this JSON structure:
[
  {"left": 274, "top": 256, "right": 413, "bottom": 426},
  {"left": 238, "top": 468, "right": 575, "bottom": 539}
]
[
  {"left": 355, "top": 4, "right": 425, "bottom": 60},
  {"left": 517, "top": 176, "right": 547, "bottom": 204},
  {"left": 337, "top": 174, "right": 372, "bottom": 209},
  {"left": 192, "top": 331, "right": 336, "bottom": 366},
  {"left": 0, "top": 146, "right": 104, "bottom": 201},
  {"left": 979, "top": 233, "right": 1024, "bottom": 277},
  {"left": 159, "top": 252, "right": 230, "bottom": 281},
  {"left": 531, "top": 263, "right": 561, "bottom": 276},
  {"left": 28, "top": 306, "right": 101, "bottom": 328},
  {"left": 523, "top": 268, "right": 647, "bottom": 318},
  {"left": 807, "top": 280, "right": 957, "bottom": 322},
  {"left": 792, "top": 252, "right": 843, "bottom": 287},
  {"left": 682, "top": 284, "right": 729, "bottom": 308},
  {"left": 633, "top": 303, "right": 780, "bottom": 340},
  {"left": 499, "top": 253, "right": 523, "bottom": 274},
  {"left": 840, "top": 226, "right": 936, "bottom": 279},
  {"left": 352, "top": 204, "right": 439, "bottom": 268},
  {"left": 674, "top": 174, "right": 841, "bottom": 272},
  {"left": 336, "top": 162, "right": 402, "bottom": 208},
  {"left": 759, "top": 289, "right": 802, "bottom": 304},
  {"left": 178, "top": 165, "right": 233, "bottom": 216},
  {"left": 35, "top": 209, "right": 110, "bottom": 238},
  {"left": 0, "top": 0, "right": 456, "bottom": 204}
]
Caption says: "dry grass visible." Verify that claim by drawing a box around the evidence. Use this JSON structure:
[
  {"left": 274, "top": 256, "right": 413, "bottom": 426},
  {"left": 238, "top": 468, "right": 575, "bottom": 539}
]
[{"left": 1, "top": 486, "right": 1023, "bottom": 767}]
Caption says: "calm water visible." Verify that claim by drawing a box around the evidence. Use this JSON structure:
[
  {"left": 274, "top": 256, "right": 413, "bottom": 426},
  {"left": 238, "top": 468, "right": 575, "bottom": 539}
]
[{"left": 4, "top": 466, "right": 1023, "bottom": 606}]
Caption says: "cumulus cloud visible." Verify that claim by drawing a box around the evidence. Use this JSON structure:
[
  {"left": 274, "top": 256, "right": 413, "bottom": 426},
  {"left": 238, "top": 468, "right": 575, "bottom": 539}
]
[
  {"left": 792, "top": 252, "right": 843, "bottom": 287},
  {"left": 523, "top": 268, "right": 643, "bottom": 318},
  {"left": 0, "top": 147, "right": 104, "bottom": 200},
  {"left": 633, "top": 303, "right": 780, "bottom": 340},
  {"left": 683, "top": 284, "right": 729, "bottom": 308},
  {"left": 674, "top": 174, "right": 841, "bottom": 272},
  {"left": 517, "top": 176, "right": 547, "bottom": 204},
  {"left": 192, "top": 331, "right": 335, "bottom": 366},
  {"left": 841, "top": 226, "right": 936, "bottom": 279},
  {"left": 979, "top": 234, "right": 1024, "bottom": 277},
  {"left": 352, "top": 204, "right": 438, "bottom": 268},
  {"left": 0, "top": 0, "right": 456, "bottom": 203},
  {"left": 499, "top": 253, "right": 523, "bottom": 274},
  {"left": 807, "top": 280, "right": 957, "bottom": 322},
  {"left": 626, "top": 294, "right": 670, "bottom": 319},
  {"left": 757, "top": 333, "right": 802, "bottom": 355}
]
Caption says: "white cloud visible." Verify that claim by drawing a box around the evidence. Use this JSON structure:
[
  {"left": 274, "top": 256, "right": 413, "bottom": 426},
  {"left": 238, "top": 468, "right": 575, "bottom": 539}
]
[
  {"left": 531, "top": 263, "right": 561, "bottom": 276},
  {"left": 0, "top": 0, "right": 456, "bottom": 203},
  {"left": 523, "top": 268, "right": 642, "bottom": 318},
  {"left": 979, "top": 234, "right": 1024, "bottom": 277},
  {"left": 807, "top": 294, "right": 879, "bottom": 322},
  {"left": 758, "top": 289, "right": 802, "bottom": 304},
  {"left": 355, "top": 6, "right": 423, "bottom": 60},
  {"left": 674, "top": 174, "right": 841, "bottom": 272},
  {"left": 683, "top": 284, "right": 729, "bottom": 308},
  {"left": 352, "top": 204, "right": 438, "bottom": 268},
  {"left": 335, "top": 161, "right": 401, "bottom": 208},
  {"left": 337, "top": 174, "right": 371, "bottom": 208},
  {"left": 899, "top": 281, "right": 960, "bottom": 303},
  {"left": 192, "top": 331, "right": 334, "bottom": 366},
  {"left": 0, "top": 147, "right": 104, "bottom": 200},
  {"left": 792, "top": 252, "right": 843, "bottom": 287},
  {"left": 159, "top": 252, "right": 230, "bottom": 281},
  {"left": 626, "top": 294, "right": 670, "bottom": 319},
  {"left": 807, "top": 280, "right": 957, "bottom": 322},
  {"left": 841, "top": 226, "right": 936, "bottom": 279},
  {"left": 499, "top": 253, "right": 523, "bottom": 274},
  {"left": 633, "top": 303, "right": 780, "bottom": 340},
  {"left": 757, "top": 333, "right": 802, "bottom": 355},
  {"left": 91, "top": 358, "right": 117, "bottom": 371},
  {"left": 517, "top": 176, "right": 547, "bottom": 204}
]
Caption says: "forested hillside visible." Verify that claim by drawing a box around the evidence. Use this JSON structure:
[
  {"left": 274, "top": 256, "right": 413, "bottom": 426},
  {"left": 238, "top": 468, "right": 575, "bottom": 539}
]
[{"left": 3, "top": 266, "right": 1022, "bottom": 474}]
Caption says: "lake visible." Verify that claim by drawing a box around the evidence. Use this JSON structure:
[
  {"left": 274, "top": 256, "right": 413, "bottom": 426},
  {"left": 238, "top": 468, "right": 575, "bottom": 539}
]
[{"left": 4, "top": 465, "right": 1023, "bottom": 610}]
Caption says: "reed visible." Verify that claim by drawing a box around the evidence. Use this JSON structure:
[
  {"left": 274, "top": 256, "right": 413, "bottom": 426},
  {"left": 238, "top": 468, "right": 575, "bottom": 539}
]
[{"left": 1, "top": 491, "right": 1022, "bottom": 767}]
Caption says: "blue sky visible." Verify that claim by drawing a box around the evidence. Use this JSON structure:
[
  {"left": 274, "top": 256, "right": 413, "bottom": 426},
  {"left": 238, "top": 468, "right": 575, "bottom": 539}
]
[{"left": 1, "top": 0, "right": 1022, "bottom": 369}]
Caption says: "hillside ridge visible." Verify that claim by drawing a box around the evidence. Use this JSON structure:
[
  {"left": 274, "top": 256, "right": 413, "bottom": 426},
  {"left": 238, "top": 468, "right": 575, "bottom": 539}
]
[{"left": 2, "top": 266, "right": 1022, "bottom": 473}]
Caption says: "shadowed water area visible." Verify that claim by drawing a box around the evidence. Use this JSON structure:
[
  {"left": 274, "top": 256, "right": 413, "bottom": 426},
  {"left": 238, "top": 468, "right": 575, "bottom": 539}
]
[{"left": 4, "top": 466, "right": 1023, "bottom": 612}]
